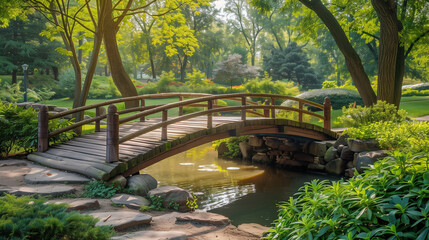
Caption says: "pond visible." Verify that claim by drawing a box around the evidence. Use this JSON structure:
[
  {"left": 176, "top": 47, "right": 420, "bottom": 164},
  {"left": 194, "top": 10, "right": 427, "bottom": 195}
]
[{"left": 141, "top": 143, "right": 338, "bottom": 226}]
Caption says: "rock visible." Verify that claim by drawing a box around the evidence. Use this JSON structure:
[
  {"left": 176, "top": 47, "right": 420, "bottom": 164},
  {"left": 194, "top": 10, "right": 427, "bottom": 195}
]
[
  {"left": 323, "top": 140, "right": 336, "bottom": 148},
  {"left": 277, "top": 156, "right": 308, "bottom": 167},
  {"left": 346, "top": 160, "right": 354, "bottom": 169},
  {"left": 248, "top": 136, "right": 263, "bottom": 147},
  {"left": 111, "top": 194, "right": 150, "bottom": 210},
  {"left": 83, "top": 115, "right": 92, "bottom": 120},
  {"left": 293, "top": 152, "right": 314, "bottom": 163},
  {"left": 308, "top": 142, "right": 327, "bottom": 157},
  {"left": 109, "top": 175, "right": 127, "bottom": 188},
  {"left": 345, "top": 168, "right": 355, "bottom": 178},
  {"left": 340, "top": 146, "right": 354, "bottom": 161},
  {"left": 24, "top": 165, "right": 90, "bottom": 184},
  {"left": 334, "top": 134, "right": 349, "bottom": 148},
  {"left": 325, "top": 158, "right": 346, "bottom": 175},
  {"left": 217, "top": 142, "right": 229, "bottom": 157},
  {"left": 355, "top": 150, "right": 389, "bottom": 173},
  {"left": 238, "top": 223, "right": 270, "bottom": 238},
  {"left": 324, "top": 147, "right": 338, "bottom": 163},
  {"left": 278, "top": 142, "right": 300, "bottom": 152},
  {"left": 48, "top": 199, "right": 100, "bottom": 211},
  {"left": 307, "top": 163, "right": 325, "bottom": 171},
  {"left": 3, "top": 184, "right": 75, "bottom": 197},
  {"left": 127, "top": 174, "right": 158, "bottom": 197},
  {"left": 252, "top": 153, "right": 271, "bottom": 164},
  {"left": 239, "top": 141, "right": 251, "bottom": 160},
  {"left": 148, "top": 186, "right": 193, "bottom": 212},
  {"left": 337, "top": 144, "right": 344, "bottom": 153},
  {"left": 112, "top": 231, "right": 188, "bottom": 240},
  {"left": 348, "top": 139, "right": 380, "bottom": 152},
  {"left": 265, "top": 137, "right": 282, "bottom": 149},
  {"left": 176, "top": 211, "right": 230, "bottom": 226},
  {"left": 267, "top": 150, "right": 282, "bottom": 156},
  {"left": 53, "top": 107, "right": 69, "bottom": 112},
  {"left": 90, "top": 211, "right": 152, "bottom": 231}
]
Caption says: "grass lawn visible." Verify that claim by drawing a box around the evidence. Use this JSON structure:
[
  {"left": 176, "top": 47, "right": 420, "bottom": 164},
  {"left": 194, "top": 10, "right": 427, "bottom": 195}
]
[{"left": 399, "top": 96, "right": 429, "bottom": 117}]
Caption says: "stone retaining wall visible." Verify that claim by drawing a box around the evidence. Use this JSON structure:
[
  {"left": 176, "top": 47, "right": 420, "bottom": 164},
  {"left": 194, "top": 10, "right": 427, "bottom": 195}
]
[{"left": 219, "top": 134, "right": 388, "bottom": 177}]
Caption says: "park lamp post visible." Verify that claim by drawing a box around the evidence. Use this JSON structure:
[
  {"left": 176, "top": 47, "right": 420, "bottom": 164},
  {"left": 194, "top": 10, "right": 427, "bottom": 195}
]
[{"left": 22, "top": 64, "right": 28, "bottom": 102}]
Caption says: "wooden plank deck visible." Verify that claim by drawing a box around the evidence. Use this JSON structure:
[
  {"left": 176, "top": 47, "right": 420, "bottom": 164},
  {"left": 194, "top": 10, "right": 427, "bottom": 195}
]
[{"left": 27, "top": 116, "right": 338, "bottom": 181}]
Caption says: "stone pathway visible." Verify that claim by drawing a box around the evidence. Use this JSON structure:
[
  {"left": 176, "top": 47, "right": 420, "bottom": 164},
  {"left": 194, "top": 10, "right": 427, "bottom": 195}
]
[
  {"left": 416, "top": 115, "right": 429, "bottom": 122},
  {"left": 90, "top": 211, "right": 152, "bottom": 231}
]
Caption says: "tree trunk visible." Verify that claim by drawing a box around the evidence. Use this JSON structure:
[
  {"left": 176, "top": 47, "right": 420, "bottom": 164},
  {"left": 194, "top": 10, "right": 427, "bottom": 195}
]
[
  {"left": 52, "top": 66, "right": 59, "bottom": 80},
  {"left": 371, "top": 0, "right": 399, "bottom": 105},
  {"left": 180, "top": 55, "right": 188, "bottom": 82},
  {"left": 146, "top": 36, "right": 156, "bottom": 79},
  {"left": 300, "top": 0, "right": 377, "bottom": 106},
  {"left": 394, "top": 45, "right": 405, "bottom": 106},
  {"left": 12, "top": 69, "right": 17, "bottom": 84},
  {"left": 103, "top": 0, "right": 138, "bottom": 108}
]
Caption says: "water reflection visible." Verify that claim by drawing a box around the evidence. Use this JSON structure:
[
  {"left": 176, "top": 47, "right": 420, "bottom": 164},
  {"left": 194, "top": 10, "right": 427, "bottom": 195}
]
[{"left": 141, "top": 143, "right": 337, "bottom": 226}]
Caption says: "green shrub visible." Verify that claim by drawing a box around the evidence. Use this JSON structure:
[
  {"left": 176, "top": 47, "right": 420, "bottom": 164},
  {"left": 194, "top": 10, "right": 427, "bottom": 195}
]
[
  {"left": 265, "top": 151, "right": 429, "bottom": 240},
  {"left": 186, "top": 69, "right": 209, "bottom": 90},
  {"left": 321, "top": 80, "right": 338, "bottom": 89},
  {"left": 402, "top": 89, "right": 429, "bottom": 97},
  {"left": 282, "top": 88, "right": 364, "bottom": 111},
  {"left": 0, "top": 81, "right": 21, "bottom": 102},
  {"left": 82, "top": 181, "right": 121, "bottom": 198},
  {"left": 337, "top": 101, "right": 407, "bottom": 128},
  {"left": 212, "top": 136, "right": 248, "bottom": 159},
  {"left": 157, "top": 71, "right": 176, "bottom": 93},
  {"left": 0, "top": 194, "right": 115, "bottom": 240},
  {"left": 402, "top": 83, "right": 429, "bottom": 91},
  {"left": 57, "top": 67, "right": 76, "bottom": 98}
]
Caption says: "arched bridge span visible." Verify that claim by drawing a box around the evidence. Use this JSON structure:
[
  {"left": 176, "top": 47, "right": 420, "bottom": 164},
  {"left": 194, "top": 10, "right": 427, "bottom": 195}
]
[{"left": 27, "top": 93, "right": 338, "bottom": 181}]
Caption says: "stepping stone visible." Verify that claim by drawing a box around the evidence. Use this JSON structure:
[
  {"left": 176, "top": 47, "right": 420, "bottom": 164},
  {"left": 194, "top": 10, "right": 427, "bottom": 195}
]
[
  {"left": 90, "top": 211, "right": 152, "bottom": 231},
  {"left": 47, "top": 199, "right": 100, "bottom": 211},
  {"left": 112, "top": 230, "right": 188, "bottom": 240},
  {"left": 238, "top": 223, "right": 270, "bottom": 237},
  {"left": 176, "top": 211, "right": 230, "bottom": 226},
  {"left": 2, "top": 184, "right": 75, "bottom": 197},
  {"left": 25, "top": 164, "right": 90, "bottom": 184},
  {"left": 111, "top": 194, "right": 150, "bottom": 210}
]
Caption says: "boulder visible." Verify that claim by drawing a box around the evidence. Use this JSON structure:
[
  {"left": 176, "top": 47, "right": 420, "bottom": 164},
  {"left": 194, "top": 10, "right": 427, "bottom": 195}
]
[
  {"left": 112, "top": 231, "right": 188, "bottom": 240},
  {"left": 108, "top": 175, "right": 127, "bottom": 188},
  {"left": 325, "top": 158, "right": 346, "bottom": 175},
  {"left": 265, "top": 137, "right": 282, "bottom": 149},
  {"left": 239, "top": 141, "right": 251, "bottom": 160},
  {"left": 217, "top": 142, "right": 229, "bottom": 157},
  {"left": 344, "top": 168, "right": 355, "bottom": 178},
  {"left": 340, "top": 146, "right": 354, "bottom": 161},
  {"left": 308, "top": 141, "right": 327, "bottom": 157},
  {"left": 127, "top": 174, "right": 158, "bottom": 197},
  {"left": 324, "top": 147, "right": 338, "bottom": 163},
  {"left": 111, "top": 194, "right": 150, "bottom": 210},
  {"left": 346, "top": 160, "right": 354, "bottom": 169},
  {"left": 248, "top": 136, "right": 263, "bottom": 147},
  {"left": 252, "top": 153, "right": 271, "bottom": 164},
  {"left": 355, "top": 150, "right": 389, "bottom": 173},
  {"left": 53, "top": 107, "right": 69, "bottom": 112},
  {"left": 323, "top": 140, "right": 336, "bottom": 148},
  {"left": 90, "top": 211, "right": 152, "bottom": 231},
  {"left": 278, "top": 142, "right": 300, "bottom": 152},
  {"left": 294, "top": 152, "right": 314, "bottom": 163},
  {"left": 47, "top": 199, "right": 100, "bottom": 211},
  {"left": 148, "top": 186, "right": 193, "bottom": 212},
  {"left": 307, "top": 163, "right": 325, "bottom": 171},
  {"left": 334, "top": 134, "right": 349, "bottom": 148},
  {"left": 238, "top": 223, "right": 270, "bottom": 238},
  {"left": 337, "top": 144, "right": 344, "bottom": 153},
  {"left": 348, "top": 139, "right": 380, "bottom": 152},
  {"left": 277, "top": 155, "right": 308, "bottom": 167},
  {"left": 176, "top": 211, "right": 230, "bottom": 226},
  {"left": 3, "top": 184, "right": 75, "bottom": 197}
]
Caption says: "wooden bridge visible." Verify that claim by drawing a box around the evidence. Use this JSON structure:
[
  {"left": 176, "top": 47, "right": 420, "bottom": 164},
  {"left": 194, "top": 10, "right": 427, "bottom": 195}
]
[{"left": 27, "top": 93, "right": 338, "bottom": 181}]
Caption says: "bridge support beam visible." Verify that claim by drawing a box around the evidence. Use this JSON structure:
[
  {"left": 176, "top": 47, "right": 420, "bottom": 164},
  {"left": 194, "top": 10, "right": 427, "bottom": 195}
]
[
  {"left": 106, "top": 105, "right": 119, "bottom": 163},
  {"left": 38, "top": 105, "right": 49, "bottom": 152},
  {"left": 161, "top": 110, "right": 168, "bottom": 141},
  {"left": 324, "top": 97, "right": 331, "bottom": 130}
]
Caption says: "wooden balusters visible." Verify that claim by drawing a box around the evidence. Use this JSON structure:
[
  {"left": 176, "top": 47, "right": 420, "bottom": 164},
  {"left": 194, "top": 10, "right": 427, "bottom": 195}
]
[
  {"left": 241, "top": 97, "right": 246, "bottom": 121},
  {"left": 140, "top": 99, "right": 146, "bottom": 122},
  {"left": 106, "top": 105, "right": 119, "bottom": 163},
  {"left": 161, "top": 110, "right": 168, "bottom": 141},
  {"left": 264, "top": 99, "right": 270, "bottom": 117},
  {"left": 207, "top": 100, "right": 213, "bottom": 128},
  {"left": 299, "top": 101, "right": 303, "bottom": 123},
  {"left": 271, "top": 97, "right": 275, "bottom": 118},
  {"left": 323, "top": 97, "right": 331, "bottom": 130},
  {"left": 95, "top": 107, "right": 102, "bottom": 132},
  {"left": 179, "top": 96, "right": 183, "bottom": 116},
  {"left": 38, "top": 105, "right": 49, "bottom": 152}
]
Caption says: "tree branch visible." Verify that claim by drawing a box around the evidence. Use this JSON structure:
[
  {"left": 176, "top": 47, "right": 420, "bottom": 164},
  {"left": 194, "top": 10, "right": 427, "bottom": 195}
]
[{"left": 405, "top": 29, "right": 429, "bottom": 58}]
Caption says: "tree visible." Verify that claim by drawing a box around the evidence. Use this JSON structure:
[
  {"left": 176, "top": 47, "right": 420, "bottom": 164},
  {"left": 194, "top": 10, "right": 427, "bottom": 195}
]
[
  {"left": 225, "top": 0, "right": 264, "bottom": 66},
  {"left": 213, "top": 54, "right": 259, "bottom": 88},
  {"left": 263, "top": 42, "right": 320, "bottom": 90},
  {"left": 252, "top": 0, "right": 429, "bottom": 107}
]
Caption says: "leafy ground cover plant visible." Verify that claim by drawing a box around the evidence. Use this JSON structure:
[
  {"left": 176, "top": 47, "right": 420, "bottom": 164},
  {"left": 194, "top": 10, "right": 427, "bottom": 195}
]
[
  {"left": 213, "top": 136, "right": 249, "bottom": 159},
  {"left": 0, "top": 194, "right": 115, "bottom": 240},
  {"left": 82, "top": 180, "right": 124, "bottom": 198}
]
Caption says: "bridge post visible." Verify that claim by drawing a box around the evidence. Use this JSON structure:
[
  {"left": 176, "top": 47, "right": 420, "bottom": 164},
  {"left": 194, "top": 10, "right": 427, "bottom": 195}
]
[
  {"left": 140, "top": 99, "right": 145, "bottom": 122},
  {"left": 38, "top": 105, "right": 49, "bottom": 152},
  {"left": 178, "top": 96, "right": 183, "bottom": 116},
  {"left": 299, "top": 102, "right": 303, "bottom": 123},
  {"left": 106, "top": 105, "right": 119, "bottom": 163},
  {"left": 264, "top": 99, "right": 270, "bottom": 117},
  {"left": 95, "top": 107, "right": 102, "bottom": 132},
  {"left": 207, "top": 100, "right": 213, "bottom": 128},
  {"left": 241, "top": 97, "right": 246, "bottom": 121},
  {"left": 323, "top": 97, "right": 331, "bottom": 130},
  {"left": 161, "top": 110, "right": 168, "bottom": 141},
  {"left": 271, "top": 97, "right": 276, "bottom": 118}
]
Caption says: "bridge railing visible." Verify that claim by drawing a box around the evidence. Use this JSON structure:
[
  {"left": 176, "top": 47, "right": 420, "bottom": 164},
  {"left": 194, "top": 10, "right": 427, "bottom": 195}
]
[
  {"left": 37, "top": 93, "right": 260, "bottom": 152},
  {"left": 37, "top": 93, "right": 331, "bottom": 163}
]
